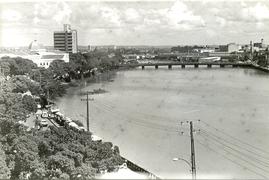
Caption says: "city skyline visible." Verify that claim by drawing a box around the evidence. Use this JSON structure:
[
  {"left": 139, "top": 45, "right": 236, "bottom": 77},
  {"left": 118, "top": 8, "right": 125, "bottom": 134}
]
[{"left": 1, "top": 0, "right": 269, "bottom": 47}]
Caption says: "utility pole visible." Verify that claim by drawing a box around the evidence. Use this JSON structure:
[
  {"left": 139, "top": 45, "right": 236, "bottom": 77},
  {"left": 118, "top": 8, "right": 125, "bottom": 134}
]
[
  {"left": 81, "top": 91, "right": 94, "bottom": 131},
  {"left": 190, "top": 121, "right": 196, "bottom": 179}
]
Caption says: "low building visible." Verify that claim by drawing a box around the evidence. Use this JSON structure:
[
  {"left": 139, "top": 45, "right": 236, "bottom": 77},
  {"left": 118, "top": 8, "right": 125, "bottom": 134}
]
[
  {"left": 219, "top": 43, "right": 240, "bottom": 53},
  {"left": 219, "top": 45, "right": 228, "bottom": 52},
  {"left": 122, "top": 54, "right": 140, "bottom": 61},
  {"left": 209, "top": 52, "right": 233, "bottom": 57},
  {"left": 228, "top": 43, "right": 240, "bottom": 53},
  {"left": 195, "top": 48, "right": 215, "bottom": 53},
  {"left": 199, "top": 56, "right": 221, "bottom": 62}
]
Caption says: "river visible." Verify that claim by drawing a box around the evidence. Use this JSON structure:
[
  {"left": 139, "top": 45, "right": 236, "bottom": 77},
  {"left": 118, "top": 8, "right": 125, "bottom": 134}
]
[{"left": 56, "top": 66, "right": 269, "bottom": 179}]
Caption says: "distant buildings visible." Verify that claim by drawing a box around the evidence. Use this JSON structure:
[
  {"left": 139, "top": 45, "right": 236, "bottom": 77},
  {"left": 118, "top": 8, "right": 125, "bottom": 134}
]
[
  {"left": 54, "top": 24, "right": 78, "bottom": 53},
  {"left": 0, "top": 40, "right": 69, "bottom": 69},
  {"left": 219, "top": 43, "right": 241, "bottom": 53},
  {"left": 228, "top": 43, "right": 241, "bottom": 53},
  {"left": 208, "top": 51, "right": 233, "bottom": 57},
  {"left": 194, "top": 48, "right": 215, "bottom": 53},
  {"left": 252, "top": 39, "right": 268, "bottom": 52},
  {"left": 88, "top": 45, "right": 117, "bottom": 52}
]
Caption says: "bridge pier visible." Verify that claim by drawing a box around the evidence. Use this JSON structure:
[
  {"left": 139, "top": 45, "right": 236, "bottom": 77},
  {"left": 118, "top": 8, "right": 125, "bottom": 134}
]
[
  {"left": 207, "top": 64, "right": 212, "bottom": 68},
  {"left": 142, "top": 66, "right": 145, "bottom": 70},
  {"left": 155, "top": 65, "right": 158, "bottom": 69},
  {"left": 232, "top": 65, "right": 238, "bottom": 68},
  {"left": 220, "top": 64, "right": 225, "bottom": 68},
  {"left": 194, "top": 64, "right": 199, "bottom": 68},
  {"left": 181, "top": 65, "right": 185, "bottom": 68},
  {"left": 168, "top": 65, "right": 172, "bottom": 69}
]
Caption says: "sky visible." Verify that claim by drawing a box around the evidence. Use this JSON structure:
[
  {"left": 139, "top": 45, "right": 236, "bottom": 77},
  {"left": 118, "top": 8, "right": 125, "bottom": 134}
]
[{"left": 0, "top": 0, "right": 269, "bottom": 47}]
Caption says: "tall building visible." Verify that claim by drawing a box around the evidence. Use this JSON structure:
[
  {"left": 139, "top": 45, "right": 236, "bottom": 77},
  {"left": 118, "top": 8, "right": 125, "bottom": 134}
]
[{"left": 54, "top": 24, "right": 78, "bottom": 53}]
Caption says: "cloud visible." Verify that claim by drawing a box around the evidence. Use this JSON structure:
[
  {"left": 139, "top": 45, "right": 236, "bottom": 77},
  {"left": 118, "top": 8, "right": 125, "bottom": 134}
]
[
  {"left": 241, "top": 2, "right": 269, "bottom": 21},
  {"left": 52, "top": 2, "right": 72, "bottom": 24},
  {"left": 33, "top": 17, "right": 40, "bottom": 24},
  {"left": 99, "top": 6, "right": 121, "bottom": 27},
  {"left": 33, "top": 1, "right": 72, "bottom": 25},
  {"left": 70, "top": 3, "right": 122, "bottom": 29},
  {"left": 1, "top": 9, "right": 22, "bottom": 22},
  {"left": 34, "top": 2, "right": 53, "bottom": 19},
  {"left": 135, "top": 1, "right": 205, "bottom": 31},
  {"left": 215, "top": 17, "right": 226, "bottom": 27},
  {"left": 165, "top": 1, "right": 205, "bottom": 30},
  {"left": 124, "top": 8, "right": 141, "bottom": 24},
  {"left": 206, "top": 1, "right": 269, "bottom": 24}
]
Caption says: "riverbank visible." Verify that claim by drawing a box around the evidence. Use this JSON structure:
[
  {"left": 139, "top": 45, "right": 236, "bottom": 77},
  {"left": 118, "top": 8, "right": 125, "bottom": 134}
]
[{"left": 249, "top": 62, "right": 269, "bottom": 72}]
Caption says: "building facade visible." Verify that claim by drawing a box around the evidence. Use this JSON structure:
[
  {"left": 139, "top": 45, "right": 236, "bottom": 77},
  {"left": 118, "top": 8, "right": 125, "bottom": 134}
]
[
  {"left": 219, "top": 43, "right": 240, "bottom": 53},
  {"left": 227, "top": 43, "right": 240, "bottom": 53},
  {"left": 54, "top": 24, "right": 78, "bottom": 53}
]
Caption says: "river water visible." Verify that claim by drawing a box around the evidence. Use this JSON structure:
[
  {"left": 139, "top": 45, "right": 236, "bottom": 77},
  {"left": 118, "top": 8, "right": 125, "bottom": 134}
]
[{"left": 56, "top": 66, "right": 269, "bottom": 179}]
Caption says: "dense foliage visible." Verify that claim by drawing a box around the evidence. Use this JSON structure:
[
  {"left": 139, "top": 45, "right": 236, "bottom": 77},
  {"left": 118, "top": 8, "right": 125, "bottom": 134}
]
[
  {"left": 0, "top": 57, "right": 37, "bottom": 76},
  {"left": 0, "top": 122, "right": 124, "bottom": 179},
  {"left": 0, "top": 53, "right": 125, "bottom": 179}
]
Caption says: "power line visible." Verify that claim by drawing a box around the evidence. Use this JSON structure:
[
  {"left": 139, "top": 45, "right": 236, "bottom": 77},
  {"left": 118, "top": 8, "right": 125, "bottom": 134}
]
[
  {"left": 94, "top": 98, "right": 180, "bottom": 123},
  {"left": 92, "top": 101, "right": 179, "bottom": 131},
  {"left": 91, "top": 103, "right": 180, "bottom": 134},
  {"left": 197, "top": 128, "right": 269, "bottom": 164},
  {"left": 199, "top": 120, "right": 269, "bottom": 156},
  {"left": 195, "top": 138, "right": 268, "bottom": 179},
  {"left": 198, "top": 132, "right": 269, "bottom": 174}
]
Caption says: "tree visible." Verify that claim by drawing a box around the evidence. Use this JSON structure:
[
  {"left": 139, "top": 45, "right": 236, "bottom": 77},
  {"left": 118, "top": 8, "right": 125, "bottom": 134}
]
[
  {"left": 69, "top": 53, "right": 88, "bottom": 77},
  {"left": 0, "top": 143, "right": 11, "bottom": 179},
  {"left": 9, "top": 75, "right": 39, "bottom": 94},
  {"left": 8, "top": 135, "right": 41, "bottom": 179},
  {"left": 48, "top": 153, "right": 76, "bottom": 173},
  {"left": 28, "top": 164, "right": 47, "bottom": 180},
  {"left": 30, "top": 68, "right": 67, "bottom": 100},
  {"left": 0, "top": 90, "right": 27, "bottom": 123},
  {"left": 13, "top": 57, "right": 37, "bottom": 75},
  {"left": 0, "top": 61, "right": 10, "bottom": 76},
  {"left": 70, "top": 164, "right": 96, "bottom": 179},
  {"left": 96, "top": 142, "right": 113, "bottom": 160},
  {"left": 49, "top": 60, "right": 71, "bottom": 80},
  {"left": 22, "top": 95, "right": 37, "bottom": 113},
  {"left": 0, "top": 57, "right": 37, "bottom": 76},
  {"left": 0, "top": 58, "right": 19, "bottom": 76}
]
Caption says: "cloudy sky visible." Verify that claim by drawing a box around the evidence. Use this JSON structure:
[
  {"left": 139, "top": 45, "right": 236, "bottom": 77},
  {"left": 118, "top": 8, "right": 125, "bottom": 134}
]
[{"left": 1, "top": 0, "right": 269, "bottom": 47}]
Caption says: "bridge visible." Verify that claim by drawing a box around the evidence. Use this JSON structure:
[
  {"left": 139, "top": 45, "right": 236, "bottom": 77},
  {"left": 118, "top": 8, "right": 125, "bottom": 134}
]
[{"left": 120, "top": 62, "right": 252, "bottom": 70}]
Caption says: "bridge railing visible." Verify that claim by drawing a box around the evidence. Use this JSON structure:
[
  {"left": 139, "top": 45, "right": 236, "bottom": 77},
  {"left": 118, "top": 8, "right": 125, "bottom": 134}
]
[{"left": 120, "top": 62, "right": 251, "bottom": 67}]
